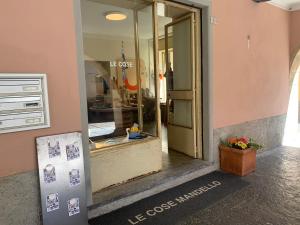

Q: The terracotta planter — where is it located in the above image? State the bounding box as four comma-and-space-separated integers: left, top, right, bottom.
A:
219, 145, 256, 176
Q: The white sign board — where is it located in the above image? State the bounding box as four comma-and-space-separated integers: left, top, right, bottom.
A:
36, 132, 88, 225
0, 73, 50, 134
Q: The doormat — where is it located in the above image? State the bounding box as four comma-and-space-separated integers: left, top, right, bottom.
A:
89, 171, 249, 225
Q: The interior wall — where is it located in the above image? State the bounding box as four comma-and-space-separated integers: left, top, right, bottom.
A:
212, 0, 290, 128
0, 0, 81, 177
290, 10, 300, 61
83, 34, 151, 90
83, 35, 136, 61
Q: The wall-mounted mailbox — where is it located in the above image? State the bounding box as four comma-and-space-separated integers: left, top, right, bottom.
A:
0, 74, 50, 134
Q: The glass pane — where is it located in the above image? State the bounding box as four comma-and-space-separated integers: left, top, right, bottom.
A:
138, 5, 157, 136
168, 99, 192, 128
166, 18, 192, 91
81, 0, 151, 142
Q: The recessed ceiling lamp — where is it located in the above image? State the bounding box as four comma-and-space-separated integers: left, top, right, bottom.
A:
105, 11, 127, 21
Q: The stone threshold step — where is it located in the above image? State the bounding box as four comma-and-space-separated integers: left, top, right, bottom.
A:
88, 161, 218, 219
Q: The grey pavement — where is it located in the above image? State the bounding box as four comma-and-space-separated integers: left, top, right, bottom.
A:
176, 146, 300, 225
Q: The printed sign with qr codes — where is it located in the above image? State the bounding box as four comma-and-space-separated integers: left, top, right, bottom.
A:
37, 132, 88, 225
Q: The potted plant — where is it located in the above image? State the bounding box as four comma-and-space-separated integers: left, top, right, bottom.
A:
219, 136, 262, 176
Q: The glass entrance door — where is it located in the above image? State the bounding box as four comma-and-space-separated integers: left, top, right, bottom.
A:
165, 13, 198, 158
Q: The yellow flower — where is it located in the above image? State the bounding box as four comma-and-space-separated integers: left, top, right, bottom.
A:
237, 141, 247, 149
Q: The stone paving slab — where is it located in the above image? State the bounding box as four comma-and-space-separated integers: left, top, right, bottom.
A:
176, 146, 300, 225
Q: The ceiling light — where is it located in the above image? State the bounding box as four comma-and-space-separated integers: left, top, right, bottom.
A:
105, 11, 127, 21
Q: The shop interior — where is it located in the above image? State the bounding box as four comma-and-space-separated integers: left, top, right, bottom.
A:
81, 0, 201, 196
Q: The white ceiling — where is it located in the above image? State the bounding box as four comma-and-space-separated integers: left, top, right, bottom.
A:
82, 0, 151, 39
269, 0, 300, 10
81, 0, 171, 39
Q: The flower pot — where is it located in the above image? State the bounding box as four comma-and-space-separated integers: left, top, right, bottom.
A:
219, 145, 256, 176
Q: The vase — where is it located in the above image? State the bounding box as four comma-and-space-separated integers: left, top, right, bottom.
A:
219, 145, 256, 176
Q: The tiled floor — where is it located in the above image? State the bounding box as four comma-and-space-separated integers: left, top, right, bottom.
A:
161, 125, 195, 170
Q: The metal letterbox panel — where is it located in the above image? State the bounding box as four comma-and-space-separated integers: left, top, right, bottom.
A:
0, 74, 50, 134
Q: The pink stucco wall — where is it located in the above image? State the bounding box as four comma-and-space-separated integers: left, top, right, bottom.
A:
0, 1, 81, 177
0, 0, 294, 177
290, 10, 300, 60
212, 0, 290, 128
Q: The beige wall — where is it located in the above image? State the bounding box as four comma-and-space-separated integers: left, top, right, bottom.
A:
290, 10, 300, 60
0, 0, 81, 177
212, 0, 290, 128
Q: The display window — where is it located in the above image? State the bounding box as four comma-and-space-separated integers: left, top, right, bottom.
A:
81, 0, 157, 148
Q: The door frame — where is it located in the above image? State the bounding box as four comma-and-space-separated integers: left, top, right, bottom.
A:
73, 0, 213, 206
157, 0, 213, 162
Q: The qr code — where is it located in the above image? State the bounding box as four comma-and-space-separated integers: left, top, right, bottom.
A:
69, 169, 80, 187
68, 198, 80, 216
43, 164, 56, 184
66, 143, 80, 161
48, 141, 61, 158
46, 193, 59, 212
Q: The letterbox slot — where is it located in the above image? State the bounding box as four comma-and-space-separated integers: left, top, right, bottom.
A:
25, 102, 40, 108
